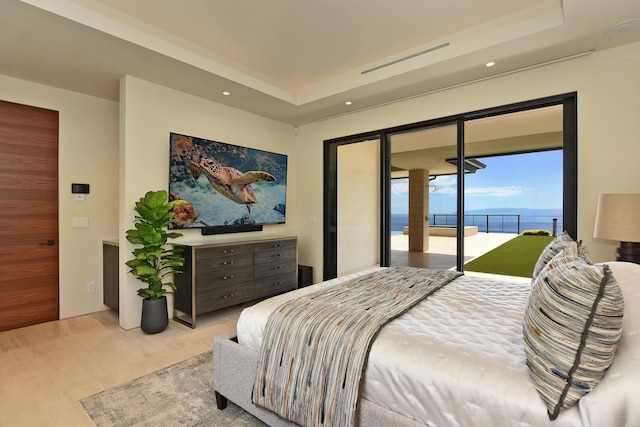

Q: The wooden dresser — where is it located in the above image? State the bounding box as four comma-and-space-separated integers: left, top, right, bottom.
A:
174, 236, 297, 327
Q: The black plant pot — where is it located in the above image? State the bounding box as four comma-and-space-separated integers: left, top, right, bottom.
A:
141, 296, 169, 334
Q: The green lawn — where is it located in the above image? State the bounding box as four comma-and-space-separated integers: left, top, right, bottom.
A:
464, 234, 554, 278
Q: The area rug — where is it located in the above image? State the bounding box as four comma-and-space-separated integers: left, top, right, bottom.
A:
80, 351, 266, 426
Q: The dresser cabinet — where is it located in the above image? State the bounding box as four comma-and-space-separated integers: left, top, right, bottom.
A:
174, 237, 297, 327
102, 240, 119, 312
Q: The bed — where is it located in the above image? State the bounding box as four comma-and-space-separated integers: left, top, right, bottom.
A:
213, 250, 639, 426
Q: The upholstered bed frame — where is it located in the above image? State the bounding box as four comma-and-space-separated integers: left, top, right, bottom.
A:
213, 252, 639, 426
213, 331, 424, 427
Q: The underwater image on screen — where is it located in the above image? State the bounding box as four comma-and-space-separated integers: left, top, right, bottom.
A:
168, 132, 287, 229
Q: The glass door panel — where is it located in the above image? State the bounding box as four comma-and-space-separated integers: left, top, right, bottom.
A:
389, 124, 458, 270
462, 105, 564, 278
336, 139, 380, 275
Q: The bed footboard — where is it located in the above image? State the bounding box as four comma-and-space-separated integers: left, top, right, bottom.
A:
212, 332, 425, 427
213, 331, 299, 426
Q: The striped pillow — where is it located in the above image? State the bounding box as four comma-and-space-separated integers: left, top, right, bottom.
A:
531, 231, 575, 281
523, 250, 624, 420
531, 232, 592, 281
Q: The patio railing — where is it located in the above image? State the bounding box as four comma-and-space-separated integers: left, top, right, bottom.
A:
431, 214, 522, 234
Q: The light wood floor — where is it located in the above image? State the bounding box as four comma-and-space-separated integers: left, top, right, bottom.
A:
0, 306, 244, 426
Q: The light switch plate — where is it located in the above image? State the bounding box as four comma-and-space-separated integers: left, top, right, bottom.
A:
72, 217, 89, 228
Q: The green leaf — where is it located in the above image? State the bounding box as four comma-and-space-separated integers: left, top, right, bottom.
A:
135, 203, 154, 221
145, 190, 167, 209
132, 264, 158, 277
168, 199, 187, 209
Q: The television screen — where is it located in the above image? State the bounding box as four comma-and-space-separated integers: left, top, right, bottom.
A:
168, 132, 287, 229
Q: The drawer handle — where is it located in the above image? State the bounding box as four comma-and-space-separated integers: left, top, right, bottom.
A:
222, 293, 235, 299
273, 254, 282, 258
223, 249, 235, 254
273, 266, 282, 270
273, 244, 281, 248
223, 261, 235, 265
273, 282, 282, 287
223, 275, 235, 280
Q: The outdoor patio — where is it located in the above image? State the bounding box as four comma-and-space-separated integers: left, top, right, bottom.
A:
390, 232, 532, 282
391, 232, 518, 257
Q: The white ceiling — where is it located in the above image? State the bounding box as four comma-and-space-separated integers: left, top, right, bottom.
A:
1, 0, 640, 125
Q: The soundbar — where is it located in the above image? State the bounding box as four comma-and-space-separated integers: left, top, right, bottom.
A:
201, 224, 263, 235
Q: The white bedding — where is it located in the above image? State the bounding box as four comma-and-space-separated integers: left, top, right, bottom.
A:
237, 262, 640, 427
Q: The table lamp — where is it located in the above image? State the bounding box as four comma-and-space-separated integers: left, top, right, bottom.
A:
593, 193, 640, 264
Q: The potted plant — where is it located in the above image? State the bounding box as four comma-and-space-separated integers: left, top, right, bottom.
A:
125, 190, 186, 334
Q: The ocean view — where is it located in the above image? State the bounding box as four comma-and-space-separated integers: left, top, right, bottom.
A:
391, 208, 563, 236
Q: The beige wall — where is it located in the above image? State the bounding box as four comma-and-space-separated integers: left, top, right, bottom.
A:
118, 76, 298, 329
0, 74, 119, 319
297, 41, 640, 278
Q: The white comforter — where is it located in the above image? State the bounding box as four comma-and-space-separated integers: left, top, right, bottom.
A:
237, 263, 640, 427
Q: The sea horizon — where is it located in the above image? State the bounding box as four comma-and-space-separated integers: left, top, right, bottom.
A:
391, 208, 563, 235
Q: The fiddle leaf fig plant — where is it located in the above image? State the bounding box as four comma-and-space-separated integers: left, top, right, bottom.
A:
125, 190, 187, 300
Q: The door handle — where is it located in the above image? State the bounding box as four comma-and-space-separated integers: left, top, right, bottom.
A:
42, 240, 56, 246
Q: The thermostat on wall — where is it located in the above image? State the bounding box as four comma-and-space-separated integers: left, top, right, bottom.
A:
71, 183, 90, 194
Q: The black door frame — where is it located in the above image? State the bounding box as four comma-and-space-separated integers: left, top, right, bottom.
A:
323, 93, 577, 280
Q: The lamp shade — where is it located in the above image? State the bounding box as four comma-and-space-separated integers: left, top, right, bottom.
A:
593, 193, 640, 242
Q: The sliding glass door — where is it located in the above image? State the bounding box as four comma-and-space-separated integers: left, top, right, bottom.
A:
323, 93, 576, 280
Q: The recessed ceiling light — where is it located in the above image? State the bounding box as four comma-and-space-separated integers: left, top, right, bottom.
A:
222, 91, 231, 96
486, 61, 496, 67
604, 18, 640, 38
345, 101, 352, 106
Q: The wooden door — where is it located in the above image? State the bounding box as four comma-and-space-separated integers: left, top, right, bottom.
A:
0, 100, 59, 332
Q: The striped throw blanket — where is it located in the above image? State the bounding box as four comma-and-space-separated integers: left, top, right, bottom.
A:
252, 267, 462, 427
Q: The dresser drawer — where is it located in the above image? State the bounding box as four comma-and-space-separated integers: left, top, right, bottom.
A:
196, 266, 253, 288
254, 239, 296, 255
254, 260, 296, 280
196, 280, 253, 314
196, 244, 253, 261
254, 272, 297, 300
254, 245, 296, 266
196, 245, 253, 274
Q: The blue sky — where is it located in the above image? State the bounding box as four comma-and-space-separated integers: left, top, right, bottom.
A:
391, 150, 563, 214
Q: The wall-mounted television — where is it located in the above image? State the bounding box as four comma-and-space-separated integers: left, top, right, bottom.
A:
168, 132, 287, 230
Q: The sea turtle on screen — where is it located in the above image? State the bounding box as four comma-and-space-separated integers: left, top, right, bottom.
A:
189, 157, 276, 213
